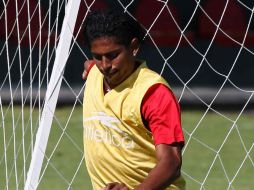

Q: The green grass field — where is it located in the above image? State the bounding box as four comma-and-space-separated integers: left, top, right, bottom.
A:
1, 106, 253, 190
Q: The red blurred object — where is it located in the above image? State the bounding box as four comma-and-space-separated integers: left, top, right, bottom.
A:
198, 0, 254, 46
134, 0, 194, 46
0, 0, 56, 47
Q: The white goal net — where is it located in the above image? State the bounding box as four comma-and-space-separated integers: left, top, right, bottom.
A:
0, 0, 253, 190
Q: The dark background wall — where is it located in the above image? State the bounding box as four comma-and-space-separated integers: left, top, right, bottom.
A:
1, 0, 254, 90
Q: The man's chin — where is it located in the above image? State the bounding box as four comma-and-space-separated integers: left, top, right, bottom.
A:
106, 78, 121, 88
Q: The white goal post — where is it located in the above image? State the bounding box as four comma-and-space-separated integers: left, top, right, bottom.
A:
24, 1, 81, 189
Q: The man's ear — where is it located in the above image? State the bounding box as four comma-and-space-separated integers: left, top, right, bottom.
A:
130, 38, 140, 56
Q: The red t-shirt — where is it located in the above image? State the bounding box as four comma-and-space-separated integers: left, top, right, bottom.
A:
141, 84, 185, 146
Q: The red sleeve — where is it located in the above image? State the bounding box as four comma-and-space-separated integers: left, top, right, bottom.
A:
141, 84, 185, 146
86, 61, 96, 75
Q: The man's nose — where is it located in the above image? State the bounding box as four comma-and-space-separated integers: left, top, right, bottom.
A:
101, 56, 111, 71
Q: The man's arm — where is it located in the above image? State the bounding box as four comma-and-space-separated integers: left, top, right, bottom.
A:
101, 143, 182, 190
82, 60, 95, 79
134, 143, 182, 190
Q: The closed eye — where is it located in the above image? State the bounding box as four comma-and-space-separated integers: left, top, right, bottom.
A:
92, 50, 121, 61
104, 51, 120, 60
92, 53, 102, 61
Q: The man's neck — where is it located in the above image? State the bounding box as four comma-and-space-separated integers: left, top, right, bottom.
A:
103, 79, 111, 94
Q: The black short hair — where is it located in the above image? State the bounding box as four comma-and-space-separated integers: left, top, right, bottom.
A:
83, 9, 145, 48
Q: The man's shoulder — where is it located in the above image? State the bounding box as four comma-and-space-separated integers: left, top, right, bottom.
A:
138, 66, 168, 86
86, 65, 102, 81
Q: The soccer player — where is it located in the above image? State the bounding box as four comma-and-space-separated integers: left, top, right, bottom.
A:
82, 9, 185, 190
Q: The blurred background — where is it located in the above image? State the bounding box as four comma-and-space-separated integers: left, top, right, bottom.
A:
1, 0, 254, 108
0, 1, 254, 190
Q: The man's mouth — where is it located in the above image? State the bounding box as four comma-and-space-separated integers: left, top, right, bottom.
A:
104, 70, 118, 78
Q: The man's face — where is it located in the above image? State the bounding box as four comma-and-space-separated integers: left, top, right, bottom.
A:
90, 36, 136, 88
